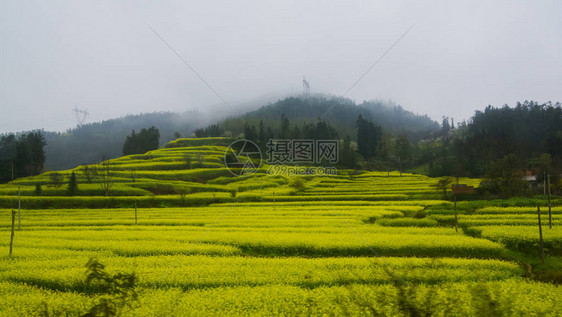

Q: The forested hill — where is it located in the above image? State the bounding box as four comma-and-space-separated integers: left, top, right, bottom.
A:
44, 96, 438, 171
443, 101, 562, 177
361, 100, 439, 133
219, 96, 439, 139
44, 111, 204, 170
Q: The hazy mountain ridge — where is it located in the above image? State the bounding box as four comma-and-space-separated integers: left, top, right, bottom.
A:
220, 95, 440, 138
33, 95, 438, 171
44, 111, 205, 170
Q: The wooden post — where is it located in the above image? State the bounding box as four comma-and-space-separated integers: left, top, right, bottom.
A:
547, 173, 552, 229
18, 186, 21, 231
9, 210, 15, 256
453, 194, 458, 233
538, 206, 545, 264
134, 202, 138, 225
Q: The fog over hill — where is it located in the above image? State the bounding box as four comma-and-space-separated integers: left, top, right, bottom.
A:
3, 1, 561, 135
38, 95, 433, 170
220, 95, 439, 139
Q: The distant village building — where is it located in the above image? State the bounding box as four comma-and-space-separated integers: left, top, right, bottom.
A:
522, 170, 538, 188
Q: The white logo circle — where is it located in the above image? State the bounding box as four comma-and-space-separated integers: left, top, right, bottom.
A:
224, 139, 263, 176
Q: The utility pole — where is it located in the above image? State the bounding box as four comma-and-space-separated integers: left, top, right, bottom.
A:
453, 194, 458, 233
9, 210, 15, 256
537, 206, 545, 264
18, 186, 21, 230
547, 174, 552, 229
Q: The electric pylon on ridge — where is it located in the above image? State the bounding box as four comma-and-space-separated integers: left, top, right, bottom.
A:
73, 105, 89, 127
303, 76, 310, 97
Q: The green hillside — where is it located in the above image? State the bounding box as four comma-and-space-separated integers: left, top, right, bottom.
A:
220, 96, 439, 139
43, 111, 207, 171
39, 96, 438, 172
0, 138, 560, 316
3, 136, 475, 209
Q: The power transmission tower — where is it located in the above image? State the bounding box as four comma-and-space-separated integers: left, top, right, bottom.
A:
73, 105, 89, 127
303, 76, 310, 98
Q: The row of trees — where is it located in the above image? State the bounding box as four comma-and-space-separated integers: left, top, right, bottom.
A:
10, 96, 438, 173
356, 114, 382, 158
243, 115, 340, 147
0, 132, 46, 183
197, 100, 561, 195
418, 102, 562, 178
415, 101, 562, 196
46, 162, 116, 196
218, 96, 440, 142
5, 99, 558, 198
197, 113, 416, 172
46, 171, 78, 195
455, 101, 562, 176
123, 126, 160, 155
194, 124, 224, 138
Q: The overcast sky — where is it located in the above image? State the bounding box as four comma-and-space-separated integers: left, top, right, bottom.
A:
1, 0, 561, 133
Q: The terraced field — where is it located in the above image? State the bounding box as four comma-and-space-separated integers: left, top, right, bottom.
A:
0, 138, 560, 316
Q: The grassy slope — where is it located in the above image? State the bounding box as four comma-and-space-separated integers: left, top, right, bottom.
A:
0, 137, 560, 316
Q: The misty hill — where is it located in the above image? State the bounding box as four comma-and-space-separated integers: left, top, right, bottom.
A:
44, 111, 205, 171
42, 95, 438, 171
220, 95, 440, 138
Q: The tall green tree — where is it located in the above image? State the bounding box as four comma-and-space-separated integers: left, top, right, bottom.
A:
0, 132, 46, 183
243, 123, 258, 142
67, 171, 78, 196
338, 136, 356, 168
258, 120, 265, 145
280, 114, 290, 139
194, 124, 223, 137
484, 154, 527, 197
0, 134, 16, 182
302, 120, 338, 140
441, 116, 451, 135
395, 134, 412, 174
356, 115, 382, 159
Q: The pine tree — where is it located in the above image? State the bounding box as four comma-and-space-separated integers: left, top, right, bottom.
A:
243, 123, 258, 142
356, 115, 381, 159
280, 114, 290, 139
395, 134, 412, 175
339, 136, 355, 168
258, 120, 265, 145
67, 171, 78, 196
35, 183, 42, 195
